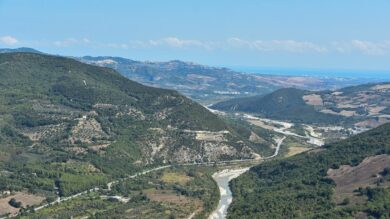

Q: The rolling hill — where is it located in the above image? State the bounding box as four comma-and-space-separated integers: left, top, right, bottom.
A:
0, 47, 43, 54
79, 56, 279, 103
211, 84, 390, 126
229, 122, 390, 219
0, 52, 271, 208
79, 56, 373, 104
1, 48, 383, 104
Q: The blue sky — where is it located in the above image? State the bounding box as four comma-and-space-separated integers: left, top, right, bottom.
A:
1, 0, 390, 71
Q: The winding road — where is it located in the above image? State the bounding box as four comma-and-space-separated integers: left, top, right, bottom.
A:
20, 161, 257, 217
7, 119, 288, 218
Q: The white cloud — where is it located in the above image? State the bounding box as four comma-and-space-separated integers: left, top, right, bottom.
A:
0, 36, 19, 45
147, 37, 212, 49
330, 40, 390, 55
13, 36, 390, 56
105, 43, 128, 49
131, 37, 325, 53
53, 38, 90, 47
227, 38, 327, 53
226, 38, 390, 55
350, 40, 390, 55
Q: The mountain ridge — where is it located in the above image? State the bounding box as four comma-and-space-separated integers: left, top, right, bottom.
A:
0, 52, 270, 204
0, 48, 382, 104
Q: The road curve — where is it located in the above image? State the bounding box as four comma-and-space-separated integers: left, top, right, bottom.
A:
4, 133, 286, 219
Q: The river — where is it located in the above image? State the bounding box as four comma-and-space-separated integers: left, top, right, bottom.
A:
208, 168, 250, 219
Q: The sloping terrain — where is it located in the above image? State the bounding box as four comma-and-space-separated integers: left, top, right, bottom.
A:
0, 52, 271, 215
212, 84, 390, 126
228, 122, 390, 219
327, 154, 390, 205
1, 48, 382, 104
0, 47, 43, 54
212, 88, 345, 124
79, 56, 372, 104
80, 56, 279, 103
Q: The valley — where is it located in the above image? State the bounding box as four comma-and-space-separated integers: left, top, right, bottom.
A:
0, 51, 389, 219
2, 1, 390, 218
0, 52, 275, 218
5, 106, 335, 218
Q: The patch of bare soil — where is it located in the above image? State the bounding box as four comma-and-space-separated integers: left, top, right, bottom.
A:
0, 192, 45, 216
371, 84, 390, 90
249, 131, 266, 144
70, 117, 108, 143
368, 106, 386, 115
320, 109, 357, 117
287, 147, 309, 157
354, 118, 390, 128
89, 143, 111, 152
303, 94, 323, 106
327, 154, 390, 204
195, 132, 226, 142
247, 119, 274, 130
307, 148, 326, 154
144, 189, 191, 205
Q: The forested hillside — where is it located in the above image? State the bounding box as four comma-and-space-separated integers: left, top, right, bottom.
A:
212, 84, 390, 127
229, 122, 390, 218
0, 52, 271, 209
212, 88, 344, 124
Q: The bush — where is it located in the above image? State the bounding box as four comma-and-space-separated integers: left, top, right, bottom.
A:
8, 198, 22, 208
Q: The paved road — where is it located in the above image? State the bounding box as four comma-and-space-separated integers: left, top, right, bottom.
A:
265, 136, 286, 159
6, 137, 283, 218
21, 160, 257, 216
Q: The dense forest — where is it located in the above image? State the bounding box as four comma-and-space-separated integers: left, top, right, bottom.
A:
229, 122, 390, 218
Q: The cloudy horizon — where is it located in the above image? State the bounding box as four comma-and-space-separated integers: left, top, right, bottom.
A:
1, 0, 390, 71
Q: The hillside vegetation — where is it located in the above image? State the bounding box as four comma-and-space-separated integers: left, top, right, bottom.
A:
229, 122, 390, 218
0, 52, 271, 212
212, 88, 345, 124
212, 84, 390, 126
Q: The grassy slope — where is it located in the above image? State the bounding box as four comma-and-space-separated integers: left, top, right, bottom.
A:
229, 123, 390, 219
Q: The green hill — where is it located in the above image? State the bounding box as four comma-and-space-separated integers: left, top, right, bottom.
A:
0, 52, 269, 201
212, 83, 390, 126
211, 88, 344, 124
229, 122, 390, 218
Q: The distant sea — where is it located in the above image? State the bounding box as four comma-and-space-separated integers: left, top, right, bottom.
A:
227, 66, 390, 81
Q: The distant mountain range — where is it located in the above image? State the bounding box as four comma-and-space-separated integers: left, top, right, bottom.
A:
1, 48, 383, 104
80, 56, 374, 104
1, 48, 389, 218
212, 83, 390, 127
